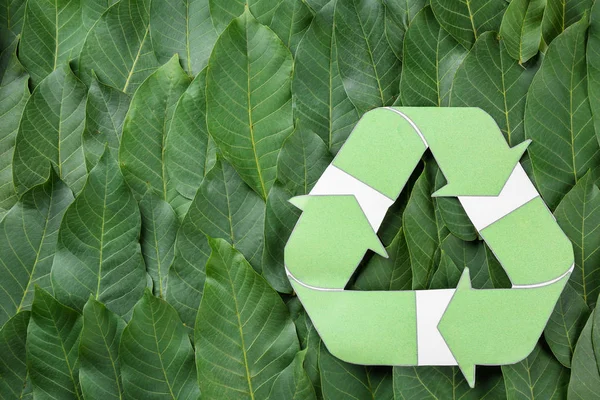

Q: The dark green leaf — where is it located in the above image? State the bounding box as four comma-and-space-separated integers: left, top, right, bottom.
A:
268, 350, 317, 400
209, 0, 283, 33
0, 0, 26, 51
499, 0, 545, 63
382, 0, 426, 60
0, 172, 73, 326
166, 159, 264, 327
440, 235, 495, 289
82, 76, 131, 169
150, 0, 217, 74
13, 63, 87, 196
430, 0, 507, 49
79, 297, 125, 400
27, 287, 82, 400
270, 0, 313, 55
430, 250, 463, 289
334, 0, 400, 112
293, 0, 358, 153
51, 149, 147, 316
400, 6, 467, 107
120, 290, 199, 400
542, 0, 592, 45
0, 311, 30, 399
525, 17, 600, 210
195, 238, 299, 399
588, 0, 600, 142
434, 166, 477, 241
165, 69, 217, 200
78, 0, 159, 94
81, 0, 118, 30
206, 8, 293, 200
567, 304, 600, 398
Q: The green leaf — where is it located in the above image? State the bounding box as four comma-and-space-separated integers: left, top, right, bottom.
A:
304, 0, 328, 12
588, 0, 600, 142
78, 0, 159, 94
206, 8, 293, 200
150, 0, 217, 74
262, 126, 331, 292
352, 228, 412, 291
82, 75, 131, 169
209, 0, 284, 33
554, 171, 600, 307
430, 250, 462, 289
81, 0, 118, 30
0, 172, 73, 326
79, 297, 125, 400
0, 43, 29, 216
13, 63, 87, 196
0, 0, 26, 51
382, 0, 426, 60
195, 238, 299, 399
403, 160, 449, 290
435, 168, 477, 241
525, 17, 600, 210
19, 0, 85, 85
119, 55, 191, 204
399, 6, 467, 107
166, 159, 264, 327
27, 287, 82, 400
51, 149, 147, 316
139, 190, 178, 298
393, 366, 505, 399
334, 0, 400, 112
502, 343, 570, 399
542, 0, 592, 45
268, 350, 317, 400
319, 344, 393, 400
451, 32, 541, 147
120, 289, 199, 400
499, 0, 545, 63
430, 0, 507, 49
544, 283, 591, 367
0, 311, 30, 399
164, 68, 217, 200
0, 36, 26, 84
270, 0, 313, 55
439, 235, 495, 289
567, 304, 600, 398
293, 0, 359, 153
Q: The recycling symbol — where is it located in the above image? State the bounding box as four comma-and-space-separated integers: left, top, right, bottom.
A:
284, 107, 574, 387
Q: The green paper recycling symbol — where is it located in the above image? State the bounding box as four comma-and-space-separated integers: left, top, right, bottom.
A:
284, 107, 574, 388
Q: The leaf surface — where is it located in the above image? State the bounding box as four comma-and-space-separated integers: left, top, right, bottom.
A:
0, 311, 30, 399
567, 304, 600, 398
542, 0, 592, 45
268, 350, 317, 400
499, 0, 545, 63
382, 0, 426, 59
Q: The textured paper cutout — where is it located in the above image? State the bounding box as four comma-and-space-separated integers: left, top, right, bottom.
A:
284, 107, 574, 388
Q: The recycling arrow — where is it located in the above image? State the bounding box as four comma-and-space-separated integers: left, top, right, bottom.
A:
284, 107, 574, 388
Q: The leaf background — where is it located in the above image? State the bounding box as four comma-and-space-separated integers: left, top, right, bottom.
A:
0, 0, 599, 398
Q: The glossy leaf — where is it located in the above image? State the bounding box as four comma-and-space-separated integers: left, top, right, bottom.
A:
268, 350, 317, 400
0, 172, 73, 326
166, 159, 264, 327
27, 287, 82, 400
79, 297, 126, 400
544, 283, 590, 367
525, 17, 600, 210
195, 238, 299, 399
120, 55, 191, 205
400, 6, 467, 107
293, 0, 359, 153
19, 0, 85, 85
334, 0, 400, 112
206, 9, 293, 199
13, 63, 87, 196
270, 0, 313, 55
499, 0, 545, 63
51, 149, 147, 316
78, 0, 159, 93
542, 0, 592, 45
120, 290, 199, 400
150, 0, 217, 74
430, 0, 507, 49
165, 68, 217, 200
82, 76, 131, 169
0, 311, 30, 399
382, 0, 426, 60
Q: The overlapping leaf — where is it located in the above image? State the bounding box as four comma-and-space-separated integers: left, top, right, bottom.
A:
0, 311, 30, 399
499, 0, 544, 63
567, 302, 600, 398
209, 0, 283, 32
195, 238, 299, 399
166, 159, 264, 327
13, 63, 87, 196
382, 0, 426, 60
51, 149, 147, 316
400, 6, 467, 107
206, 8, 293, 199
334, 0, 400, 112
270, 0, 313, 55
268, 350, 317, 400
0, 172, 73, 326
525, 17, 600, 210
0, 0, 26, 51
542, 0, 592, 45
293, 0, 358, 153
588, 0, 600, 143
